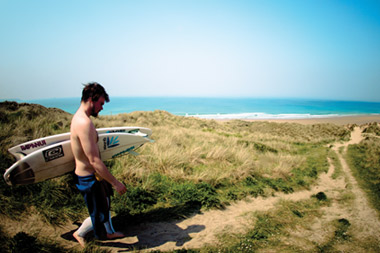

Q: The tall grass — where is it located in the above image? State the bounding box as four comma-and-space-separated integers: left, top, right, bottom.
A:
0, 102, 81, 225
0, 102, 353, 251
362, 122, 380, 136
98, 111, 349, 220
0, 102, 351, 217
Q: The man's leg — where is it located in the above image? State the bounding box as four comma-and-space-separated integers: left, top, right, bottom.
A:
73, 213, 124, 245
73, 217, 92, 247
104, 197, 125, 239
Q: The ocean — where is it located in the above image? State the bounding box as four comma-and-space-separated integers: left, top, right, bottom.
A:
13, 97, 380, 120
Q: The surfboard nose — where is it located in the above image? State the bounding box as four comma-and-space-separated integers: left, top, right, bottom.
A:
4, 162, 35, 186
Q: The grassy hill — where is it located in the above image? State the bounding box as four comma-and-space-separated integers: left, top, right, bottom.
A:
1, 101, 379, 252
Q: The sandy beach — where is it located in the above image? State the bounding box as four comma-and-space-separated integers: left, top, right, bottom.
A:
244, 114, 380, 125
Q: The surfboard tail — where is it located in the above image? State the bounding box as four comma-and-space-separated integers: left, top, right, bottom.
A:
4, 161, 35, 186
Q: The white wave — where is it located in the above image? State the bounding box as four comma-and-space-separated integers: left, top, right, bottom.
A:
185, 112, 344, 120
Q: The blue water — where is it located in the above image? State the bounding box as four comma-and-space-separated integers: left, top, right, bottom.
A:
13, 97, 380, 120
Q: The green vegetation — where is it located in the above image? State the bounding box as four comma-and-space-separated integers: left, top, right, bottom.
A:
7, 231, 71, 253
0, 227, 109, 253
347, 129, 380, 212
362, 122, 380, 136
0, 102, 81, 224
0, 101, 366, 252
329, 149, 343, 179
205, 196, 329, 252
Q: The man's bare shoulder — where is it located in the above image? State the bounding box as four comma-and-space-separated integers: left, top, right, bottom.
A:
71, 111, 93, 135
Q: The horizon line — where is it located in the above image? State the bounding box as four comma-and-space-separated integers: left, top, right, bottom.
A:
2, 96, 380, 104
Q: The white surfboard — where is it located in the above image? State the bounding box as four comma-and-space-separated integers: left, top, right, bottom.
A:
8, 126, 152, 160
4, 132, 152, 186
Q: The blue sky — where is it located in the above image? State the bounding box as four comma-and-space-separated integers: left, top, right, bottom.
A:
1, 0, 380, 101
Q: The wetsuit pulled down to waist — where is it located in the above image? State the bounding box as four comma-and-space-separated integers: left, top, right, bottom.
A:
76, 174, 112, 239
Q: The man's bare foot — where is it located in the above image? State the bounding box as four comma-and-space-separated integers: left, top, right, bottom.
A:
73, 231, 86, 247
106, 231, 125, 239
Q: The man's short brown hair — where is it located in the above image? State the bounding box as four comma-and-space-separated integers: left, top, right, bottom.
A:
81, 82, 110, 103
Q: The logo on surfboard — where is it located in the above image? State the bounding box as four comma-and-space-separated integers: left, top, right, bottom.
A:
21, 140, 47, 151
43, 145, 64, 162
103, 136, 120, 150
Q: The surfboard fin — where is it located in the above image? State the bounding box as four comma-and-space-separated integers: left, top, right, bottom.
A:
127, 150, 139, 156
14, 152, 27, 160
145, 138, 155, 143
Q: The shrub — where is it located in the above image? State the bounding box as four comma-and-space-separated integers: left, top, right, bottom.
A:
362, 123, 380, 136
168, 182, 220, 209
113, 186, 157, 216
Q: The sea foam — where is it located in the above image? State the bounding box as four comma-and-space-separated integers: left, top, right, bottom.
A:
186, 112, 342, 120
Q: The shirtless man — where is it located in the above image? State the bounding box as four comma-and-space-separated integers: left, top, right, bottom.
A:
70, 82, 127, 246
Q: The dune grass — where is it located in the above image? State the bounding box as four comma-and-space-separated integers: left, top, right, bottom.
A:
346, 126, 380, 213
0, 101, 356, 252
0, 102, 78, 224
100, 110, 347, 222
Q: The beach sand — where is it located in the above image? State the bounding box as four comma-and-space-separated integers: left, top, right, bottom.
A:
243, 115, 380, 125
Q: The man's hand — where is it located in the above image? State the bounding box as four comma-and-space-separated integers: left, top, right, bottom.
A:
114, 181, 127, 195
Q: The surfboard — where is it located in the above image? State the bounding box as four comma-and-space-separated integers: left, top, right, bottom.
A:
4, 132, 152, 186
8, 126, 152, 160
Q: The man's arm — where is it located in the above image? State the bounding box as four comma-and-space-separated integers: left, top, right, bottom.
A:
79, 120, 126, 195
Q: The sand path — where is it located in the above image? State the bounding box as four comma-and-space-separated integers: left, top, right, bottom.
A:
3, 127, 380, 251
328, 128, 380, 240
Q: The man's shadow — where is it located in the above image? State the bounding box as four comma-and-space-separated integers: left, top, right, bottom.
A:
62, 222, 205, 251
100, 222, 205, 251
62, 204, 206, 251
